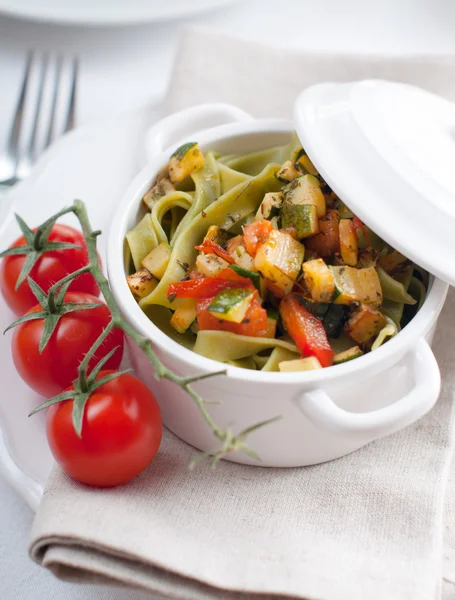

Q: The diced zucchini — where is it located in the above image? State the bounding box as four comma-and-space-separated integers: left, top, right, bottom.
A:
330, 265, 382, 309
230, 265, 261, 291
302, 259, 335, 303
296, 153, 319, 176
276, 161, 300, 182
254, 192, 283, 221
196, 253, 229, 277
203, 225, 228, 247
168, 142, 205, 183
279, 356, 322, 372
284, 174, 326, 218
280, 201, 319, 240
170, 299, 197, 333
126, 268, 158, 300
254, 230, 305, 296
207, 288, 255, 323
141, 242, 172, 280
339, 219, 358, 266
333, 346, 363, 364
143, 176, 175, 209
345, 306, 386, 344
233, 245, 256, 272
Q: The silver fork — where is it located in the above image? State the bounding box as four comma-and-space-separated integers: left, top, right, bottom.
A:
0, 51, 78, 187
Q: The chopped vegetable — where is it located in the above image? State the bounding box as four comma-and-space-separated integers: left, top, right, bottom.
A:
339, 219, 358, 266
333, 346, 363, 364
378, 249, 409, 274
195, 239, 235, 264
279, 356, 322, 372
141, 242, 172, 280
170, 299, 197, 333
203, 225, 228, 247
233, 245, 256, 271
280, 294, 333, 367
243, 220, 273, 256
254, 230, 305, 296
167, 268, 254, 300
284, 174, 326, 218
330, 265, 382, 308
276, 160, 300, 182
127, 268, 158, 300
296, 153, 319, 176
230, 264, 261, 291
143, 176, 175, 209
301, 258, 335, 302
254, 192, 284, 221
226, 235, 245, 255
280, 201, 319, 239
345, 305, 386, 344
197, 292, 267, 337
168, 142, 205, 183
208, 288, 255, 323
195, 253, 229, 277
305, 209, 340, 257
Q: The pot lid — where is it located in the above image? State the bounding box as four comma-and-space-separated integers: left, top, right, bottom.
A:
294, 79, 455, 286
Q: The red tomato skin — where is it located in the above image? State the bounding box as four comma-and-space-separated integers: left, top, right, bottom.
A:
12, 292, 124, 397
46, 371, 162, 487
167, 268, 254, 300
0, 224, 100, 316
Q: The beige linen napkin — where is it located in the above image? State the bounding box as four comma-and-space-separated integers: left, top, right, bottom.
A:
30, 30, 455, 600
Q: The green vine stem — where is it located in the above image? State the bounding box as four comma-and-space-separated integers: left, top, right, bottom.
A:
29, 199, 279, 464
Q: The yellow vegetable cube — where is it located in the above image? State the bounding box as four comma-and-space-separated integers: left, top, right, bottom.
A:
126, 268, 158, 300
302, 258, 336, 302
339, 219, 358, 266
141, 242, 171, 280
284, 174, 326, 218
254, 230, 305, 295
168, 142, 205, 183
170, 299, 197, 333
276, 161, 300, 182
196, 253, 229, 277
279, 356, 322, 372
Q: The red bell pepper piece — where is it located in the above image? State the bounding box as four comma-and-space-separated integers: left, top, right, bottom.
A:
279, 294, 334, 367
243, 220, 273, 256
194, 240, 235, 264
167, 268, 254, 300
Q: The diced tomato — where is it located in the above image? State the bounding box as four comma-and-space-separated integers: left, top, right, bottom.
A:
226, 235, 245, 255
167, 268, 254, 300
197, 290, 267, 337
279, 294, 333, 367
352, 216, 371, 247
195, 240, 235, 264
243, 220, 273, 256
305, 209, 340, 258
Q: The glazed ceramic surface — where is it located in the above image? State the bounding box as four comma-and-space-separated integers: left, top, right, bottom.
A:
107, 102, 449, 467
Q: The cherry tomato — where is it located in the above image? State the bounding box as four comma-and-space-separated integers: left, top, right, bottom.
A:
0, 224, 100, 316
12, 292, 124, 397
47, 371, 162, 487
280, 294, 333, 367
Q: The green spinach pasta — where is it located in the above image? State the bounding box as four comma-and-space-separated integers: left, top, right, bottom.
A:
125, 135, 427, 372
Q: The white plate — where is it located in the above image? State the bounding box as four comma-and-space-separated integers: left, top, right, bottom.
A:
0, 105, 157, 511
0, 0, 240, 25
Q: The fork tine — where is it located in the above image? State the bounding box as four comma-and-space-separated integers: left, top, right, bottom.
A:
7, 51, 33, 165
44, 55, 62, 149
26, 53, 48, 163
63, 58, 78, 133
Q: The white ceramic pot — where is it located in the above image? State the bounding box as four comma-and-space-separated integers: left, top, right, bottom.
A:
107, 102, 449, 467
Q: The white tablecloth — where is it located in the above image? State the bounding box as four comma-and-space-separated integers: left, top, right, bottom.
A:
2, 0, 455, 598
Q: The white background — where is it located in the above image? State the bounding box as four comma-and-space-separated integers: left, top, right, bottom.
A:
2, 0, 455, 598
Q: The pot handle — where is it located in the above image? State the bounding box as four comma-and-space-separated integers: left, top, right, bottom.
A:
145, 103, 253, 162
294, 338, 440, 440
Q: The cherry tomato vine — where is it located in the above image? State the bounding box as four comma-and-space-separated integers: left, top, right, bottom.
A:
3, 200, 278, 467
